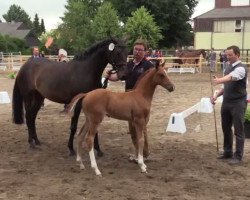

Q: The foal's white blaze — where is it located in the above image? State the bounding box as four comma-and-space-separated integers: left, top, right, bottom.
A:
164, 69, 168, 76
89, 148, 101, 176
138, 154, 147, 173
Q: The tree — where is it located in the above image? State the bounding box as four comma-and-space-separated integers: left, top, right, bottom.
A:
2, 4, 32, 28
124, 6, 162, 49
40, 19, 46, 34
91, 2, 122, 42
105, 0, 198, 48
58, 0, 102, 51
0, 34, 26, 52
33, 14, 40, 36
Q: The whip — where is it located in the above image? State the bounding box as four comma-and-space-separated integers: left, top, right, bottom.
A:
209, 71, 219, 152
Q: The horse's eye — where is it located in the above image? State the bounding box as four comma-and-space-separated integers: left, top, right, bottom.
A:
160, 74, 165, 78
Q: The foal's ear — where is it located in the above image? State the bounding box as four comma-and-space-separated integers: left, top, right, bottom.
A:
155, 59, 160, 69
155, 60, 166, 69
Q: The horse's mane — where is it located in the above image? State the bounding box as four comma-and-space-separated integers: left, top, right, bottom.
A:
73, 38, 120, 61
133, 68, 153, 89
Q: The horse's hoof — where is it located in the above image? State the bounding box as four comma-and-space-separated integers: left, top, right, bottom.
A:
97, 150, 104, 157
69, 150, 76, 156
29, 143, 36, 149
35, 140, 41, 146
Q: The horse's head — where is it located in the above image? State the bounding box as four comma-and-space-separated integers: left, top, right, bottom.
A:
107, 38, 128, 80
153, 60, 175, 92
200, 49, 206, 59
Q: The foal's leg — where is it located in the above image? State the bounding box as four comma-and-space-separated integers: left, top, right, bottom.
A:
143, 128, 150, 158
24, 93, 44, 148
76, 121, 89, 170
129, 121, 150, 158
128, 121, 138, 154
135, 121, 147, 173
69, 102, 103, 156
85, 124, 101, 176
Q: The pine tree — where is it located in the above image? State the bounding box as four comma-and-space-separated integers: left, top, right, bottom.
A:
40, 19, 46, 33
33, 13, 40, 36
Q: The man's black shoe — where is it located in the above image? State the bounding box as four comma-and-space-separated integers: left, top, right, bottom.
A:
229, 157, 242, 165
217, 154, 233, 159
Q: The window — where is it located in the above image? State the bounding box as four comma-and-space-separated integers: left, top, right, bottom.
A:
235, 20, 242, 32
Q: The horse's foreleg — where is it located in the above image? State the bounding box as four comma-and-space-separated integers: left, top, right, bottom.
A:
94, 133, 103, 157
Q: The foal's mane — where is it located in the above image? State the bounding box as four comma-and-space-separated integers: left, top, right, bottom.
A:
73, 38, 119, 61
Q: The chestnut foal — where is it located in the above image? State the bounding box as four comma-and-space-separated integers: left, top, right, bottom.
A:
67, 62, 175, 176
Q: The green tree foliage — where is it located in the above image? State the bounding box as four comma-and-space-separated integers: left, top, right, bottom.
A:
105, 0, 198, 48
57, 0, 102, 51
0, 34, 7, 51
32, 14, 46, 36
33, 14, 40, 36
2, 4, 32, 28
0, 34, 26, 52
124, 6, 162, 49
91, 2, 122, 41
40, 19, 46, 33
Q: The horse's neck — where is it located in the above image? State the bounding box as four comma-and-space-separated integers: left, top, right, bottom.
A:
75, 48, 109, 77
134, 71, 156, 101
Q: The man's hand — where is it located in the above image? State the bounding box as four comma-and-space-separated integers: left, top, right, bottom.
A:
210, 96, 217, 105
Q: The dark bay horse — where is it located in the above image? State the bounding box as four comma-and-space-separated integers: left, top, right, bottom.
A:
12, 38, 128, 155
66, 61, 175, 176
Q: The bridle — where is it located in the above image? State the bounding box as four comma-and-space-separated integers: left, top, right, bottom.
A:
102, 43, 127, 89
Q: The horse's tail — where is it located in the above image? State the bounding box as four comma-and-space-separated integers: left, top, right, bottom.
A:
66, 93, 88, 117
12, 80, 24, 124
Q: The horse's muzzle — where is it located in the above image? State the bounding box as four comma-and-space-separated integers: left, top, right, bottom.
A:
168, 84, 175, 92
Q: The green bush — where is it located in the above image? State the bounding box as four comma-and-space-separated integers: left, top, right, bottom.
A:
7, 72, 17, 79
245, 105, 250, 123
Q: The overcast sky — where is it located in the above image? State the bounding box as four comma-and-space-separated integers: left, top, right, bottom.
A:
0, 0, 215, 31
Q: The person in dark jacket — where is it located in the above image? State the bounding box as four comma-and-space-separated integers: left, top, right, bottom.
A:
211, 45, 248, 165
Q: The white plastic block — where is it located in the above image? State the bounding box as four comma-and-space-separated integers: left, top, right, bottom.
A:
0, 91, 11, 104
166, 113, 186, 134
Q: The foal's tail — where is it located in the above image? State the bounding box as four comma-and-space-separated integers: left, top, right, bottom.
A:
66, 93, 88, 116
12, 80, 24, 124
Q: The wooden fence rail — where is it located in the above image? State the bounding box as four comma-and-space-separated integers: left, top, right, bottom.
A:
1, 54, 250, 73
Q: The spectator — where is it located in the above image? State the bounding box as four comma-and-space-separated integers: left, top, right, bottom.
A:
58, 49, 69, 63
209, 48, 216, 72
31, 46, 41, 59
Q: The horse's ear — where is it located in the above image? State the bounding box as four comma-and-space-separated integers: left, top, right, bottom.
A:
122, 35, 130, 44
160, 60, 166, 68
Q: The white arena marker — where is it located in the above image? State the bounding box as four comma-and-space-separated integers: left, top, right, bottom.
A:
166, 97, 213, 134
0, 91, 11, 104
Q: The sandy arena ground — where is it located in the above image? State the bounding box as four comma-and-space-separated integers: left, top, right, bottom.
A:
1, 69, 250, 200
